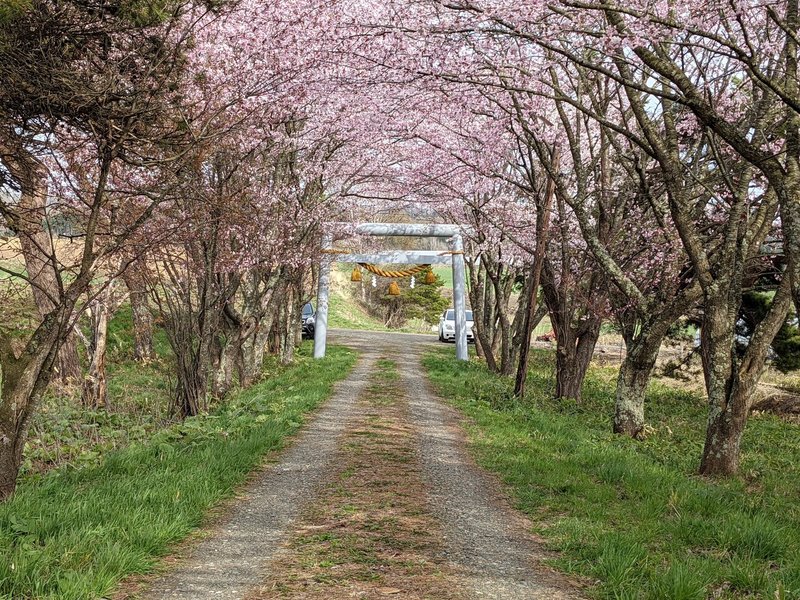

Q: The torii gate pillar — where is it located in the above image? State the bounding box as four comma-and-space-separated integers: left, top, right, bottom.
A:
313, 234, 333, 359
313, 223, 469, 361
450, 233, 468, 361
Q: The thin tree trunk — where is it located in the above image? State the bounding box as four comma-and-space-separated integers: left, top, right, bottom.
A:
487, 267, 514, 376
81, 300, 110, 408
469, 259, 499, 372
175, 363, 204, 418
782, 0, 800, 319
514, 154, 556, 397
468, 259, 493, 368
279, 294, 297, 366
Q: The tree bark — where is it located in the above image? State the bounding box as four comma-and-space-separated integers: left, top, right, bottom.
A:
467, 252, 528, 375
612, 287, 701, 439
553, 319, 601, 401
514, 153, 556, 397
242, 321, 272, 384
613, 339, 661, 438
468, 258, 499, 372
81, 299, 110, 408
698, 277, 791, 475
0, 308, 65, 500
232, 270, 283, 385
770, 0, 800, 319
540, 251, 603, 403
175, 356, 204, 418
699, 381, 753, 476
280, 300, 297, 365
212, 336, 238, 398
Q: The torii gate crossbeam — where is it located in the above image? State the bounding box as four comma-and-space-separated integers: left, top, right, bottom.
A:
313, 223, 469, 361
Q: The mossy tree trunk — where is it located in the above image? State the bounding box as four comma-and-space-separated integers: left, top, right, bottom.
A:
698, 277, 791, 475
613, 339, 660, 438
81, 300, 110, 409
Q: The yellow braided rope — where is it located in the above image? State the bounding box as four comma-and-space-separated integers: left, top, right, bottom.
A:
359, 263, 431, 278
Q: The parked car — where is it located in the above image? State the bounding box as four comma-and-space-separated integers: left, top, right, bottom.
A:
301, 302, 315, 339
438, 308, 475, 343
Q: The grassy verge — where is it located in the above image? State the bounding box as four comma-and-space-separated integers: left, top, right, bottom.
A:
328, 288, 391, 331
0, 345, 357, 600
422, 349, 800, 600
22, 306, 175, 481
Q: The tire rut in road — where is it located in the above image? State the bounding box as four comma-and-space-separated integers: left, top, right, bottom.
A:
140, 354, 376, 600
397, 352, 586, 600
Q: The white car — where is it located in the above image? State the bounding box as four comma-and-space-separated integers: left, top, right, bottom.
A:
438, 308, 475, 343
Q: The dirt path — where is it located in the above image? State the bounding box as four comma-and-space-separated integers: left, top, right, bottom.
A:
397, 352, 581, 599
249, 356, 466, 599
327, 330, 584, 599
141, 354, 377, 600
139, 330, 584, 599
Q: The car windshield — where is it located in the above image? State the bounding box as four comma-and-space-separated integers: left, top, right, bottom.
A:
302, 303, 314, 316
445, 310, 474, 321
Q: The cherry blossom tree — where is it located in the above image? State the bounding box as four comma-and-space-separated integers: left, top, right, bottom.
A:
0, 0, 209, 499
341, 0, 793, 469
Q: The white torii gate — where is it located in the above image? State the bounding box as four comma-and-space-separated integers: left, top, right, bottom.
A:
313, 223, 469, 361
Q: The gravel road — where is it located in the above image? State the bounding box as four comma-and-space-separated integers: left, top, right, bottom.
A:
142, 352, 377, 600
333, 329, 584, 599
140, 329, 584, 599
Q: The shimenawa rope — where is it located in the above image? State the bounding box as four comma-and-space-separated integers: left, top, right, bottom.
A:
358, 263, 431, 278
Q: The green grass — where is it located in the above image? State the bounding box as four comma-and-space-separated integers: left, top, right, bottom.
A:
422, 349, 800, 599
0, 344, 357, 600
328, 288, 391, 331
21, 306, 175, 481
327, 286, 436, 335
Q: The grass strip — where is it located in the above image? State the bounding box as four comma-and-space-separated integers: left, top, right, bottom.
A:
0, 345, 357, 600
422, 349, 800, 600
